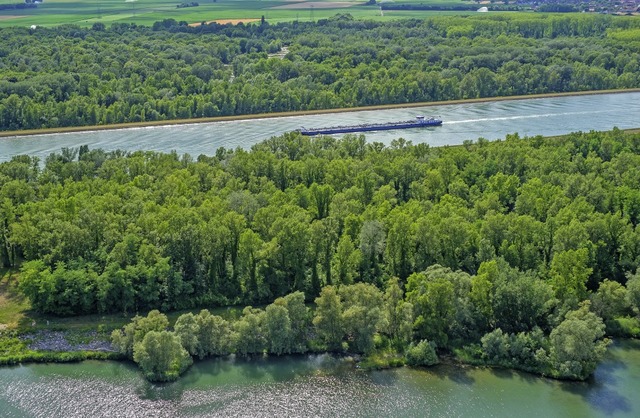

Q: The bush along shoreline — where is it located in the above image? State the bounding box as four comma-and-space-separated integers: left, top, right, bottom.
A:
111, 280, 613, 383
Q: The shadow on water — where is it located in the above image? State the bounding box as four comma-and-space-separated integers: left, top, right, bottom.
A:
367, 368, 401, 387
203, 353, 321, 382
181, 356, 235, 384
233, 352, 351, 382
431, 363, 476, 385
186, 353, 350, 385
486, 366, 558, 387
487, 366, 520, 381
236, 355, 271, 380
133, 352, 347, 402
558, 378, 631, 416
135, 377, 185, 401
133, 357, 236, 401
555, 342, 633, 416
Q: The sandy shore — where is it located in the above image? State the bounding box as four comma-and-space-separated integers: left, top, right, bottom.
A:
2, 88, 639, 138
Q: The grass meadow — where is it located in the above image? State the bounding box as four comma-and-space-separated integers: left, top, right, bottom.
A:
0, 0, 478, 28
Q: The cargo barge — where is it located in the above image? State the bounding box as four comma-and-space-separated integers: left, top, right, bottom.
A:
299, 116, 442, 136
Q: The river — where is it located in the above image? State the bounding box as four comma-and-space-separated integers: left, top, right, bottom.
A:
0, 339, 638, 417
0, 92, 639, 163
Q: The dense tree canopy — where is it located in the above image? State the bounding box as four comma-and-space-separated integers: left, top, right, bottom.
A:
1, 14, 640, 131
8, 128, 640, 319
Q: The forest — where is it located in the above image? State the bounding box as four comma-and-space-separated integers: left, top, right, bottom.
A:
1, 13, 640, 131
3, 127, 640, 380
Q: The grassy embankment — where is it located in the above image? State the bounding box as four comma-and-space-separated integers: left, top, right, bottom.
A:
0, 0, 477, 29
2, 88, 640, 139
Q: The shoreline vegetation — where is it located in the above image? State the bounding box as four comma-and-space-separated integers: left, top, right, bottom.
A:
2, 89, 640, 139
3, 127, 640, 382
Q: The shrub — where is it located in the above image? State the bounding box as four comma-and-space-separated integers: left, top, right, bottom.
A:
406, 340, 439, 367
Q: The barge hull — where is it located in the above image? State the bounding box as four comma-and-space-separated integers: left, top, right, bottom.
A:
299, 116, 442, 136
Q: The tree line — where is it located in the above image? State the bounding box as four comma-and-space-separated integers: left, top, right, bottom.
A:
1, 13, 640, 131
112, 268, 629, 382
380, 4, 523, 11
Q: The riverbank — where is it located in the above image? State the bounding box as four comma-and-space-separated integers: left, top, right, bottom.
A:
2, 88, 640, 139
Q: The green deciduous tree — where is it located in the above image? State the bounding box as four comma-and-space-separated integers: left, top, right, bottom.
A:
470, 261, 496, 331
493, 269, 556, 334
133, 330, 193, 382
549, 301, 609, 380
340, 283, 385, 354
313, 286, 344, 351
331, 234, 361, 285
627, 270, 640, 316
359, 220, 386, 285
550, 248, 592, 302
590, 279, 630, 321
174, 312, 200, 356
234, 307, 267, 356
385, 211, 415, 281
383, 277, 413, 345
406, 340, 439, 367
111, 310, 170, 358
282, 291, 310, 353
407, 268, 456, 348
265, 302, 293, 355
195, 309, 233, 359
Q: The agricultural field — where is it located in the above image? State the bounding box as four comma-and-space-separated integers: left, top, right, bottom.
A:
0, 0, 480, 28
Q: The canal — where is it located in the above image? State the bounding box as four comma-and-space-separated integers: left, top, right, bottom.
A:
0, 92, 638, 163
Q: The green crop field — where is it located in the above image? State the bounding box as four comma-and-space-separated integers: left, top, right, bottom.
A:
0, 0, 480, 28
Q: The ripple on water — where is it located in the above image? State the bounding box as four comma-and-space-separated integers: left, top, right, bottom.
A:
2, 335, 640, 417
3, 375, 176, 418
1, 364, 433, 418
2, 92, 639, 164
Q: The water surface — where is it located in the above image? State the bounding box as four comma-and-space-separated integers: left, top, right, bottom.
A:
1, 340, 638, 417
1, 92, 638, 163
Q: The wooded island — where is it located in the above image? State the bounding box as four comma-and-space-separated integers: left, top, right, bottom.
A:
2, 127, 639, 381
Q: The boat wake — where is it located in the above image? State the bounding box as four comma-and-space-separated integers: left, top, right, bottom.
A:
447, 110, 610, 125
